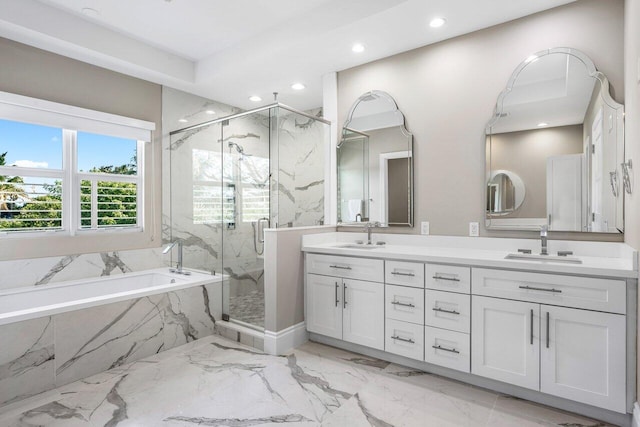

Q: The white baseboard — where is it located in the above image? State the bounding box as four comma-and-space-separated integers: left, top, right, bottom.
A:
633, 402, 640, 427
264, 322, 308, 355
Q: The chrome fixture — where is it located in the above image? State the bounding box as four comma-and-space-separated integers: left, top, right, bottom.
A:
251, 217, 269, 255
540, 225, 548, 255
228, 141, 245, 155
163, 240, 190, 275
365, 221, 381, 245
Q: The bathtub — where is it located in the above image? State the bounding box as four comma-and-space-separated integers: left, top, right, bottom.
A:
0, 268, 223, 326
0, 268, 224, 406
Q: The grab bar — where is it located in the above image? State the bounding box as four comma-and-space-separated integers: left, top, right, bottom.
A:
257, 217, 270, 243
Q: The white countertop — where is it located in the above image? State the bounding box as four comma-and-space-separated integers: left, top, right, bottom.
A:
301, 233, 638, 279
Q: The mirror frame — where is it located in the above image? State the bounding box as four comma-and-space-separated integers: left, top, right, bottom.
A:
485, 47, 625, 231
340, 90, 414, 227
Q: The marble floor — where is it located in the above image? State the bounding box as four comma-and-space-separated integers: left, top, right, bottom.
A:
229, 289, 265, 328
0, 334, 613, 427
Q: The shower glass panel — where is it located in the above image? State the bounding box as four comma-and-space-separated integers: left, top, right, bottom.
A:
170, 104, 329, 332
169, 121, 223, 275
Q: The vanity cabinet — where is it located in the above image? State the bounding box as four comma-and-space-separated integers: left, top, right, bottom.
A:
471, 269, 627, 413
306, 254, 384, 350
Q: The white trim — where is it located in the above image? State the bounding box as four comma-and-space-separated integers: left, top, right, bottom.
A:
633, 402, 640, 427
264, 322, 309, 356
0, 90, 155, 141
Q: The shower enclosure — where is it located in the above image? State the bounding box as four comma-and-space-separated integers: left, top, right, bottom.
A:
169, 104, 329, 330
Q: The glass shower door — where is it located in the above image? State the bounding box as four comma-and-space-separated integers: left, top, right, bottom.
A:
221, 109, 272, 330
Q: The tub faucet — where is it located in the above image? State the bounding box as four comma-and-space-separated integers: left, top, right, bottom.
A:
163, 240, 190, 275
540, 225, 548, 256
365, 221, 381, 245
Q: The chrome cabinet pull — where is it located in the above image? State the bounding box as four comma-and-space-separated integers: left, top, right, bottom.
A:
432, 275, 460, 282
530, 309, 533, 345
391, 271, 415, 277
432, 345, 460, 354
519, 285, 562, 293
546, 311, 550, 348
391, 335, 415, 344
330, 265, 352, 270
335, 282, 339, 307
391, 301, 415, 308
343, 284, 347, 309
432, 307, 460, 315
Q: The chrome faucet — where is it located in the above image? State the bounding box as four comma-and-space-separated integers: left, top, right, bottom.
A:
163, 240, 190, 275
540, 225, 549, 256
365, 221, 381, 245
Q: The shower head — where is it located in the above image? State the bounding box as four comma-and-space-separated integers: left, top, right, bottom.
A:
228, 141, 244, 155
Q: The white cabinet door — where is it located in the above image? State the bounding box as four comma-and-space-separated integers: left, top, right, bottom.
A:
343, 279, 384, 350
306, 274, 342, 339
541, 305, 626, 413
472, 296, 540, 391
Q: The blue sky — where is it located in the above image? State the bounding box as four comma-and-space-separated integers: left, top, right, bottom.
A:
0, 119, 136, 171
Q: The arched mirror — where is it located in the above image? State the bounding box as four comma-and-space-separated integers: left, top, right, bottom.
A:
338, 90, 413, 226
485, 47, 624, 232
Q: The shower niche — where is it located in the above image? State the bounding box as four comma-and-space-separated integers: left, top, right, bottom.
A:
169, 96, 329, 331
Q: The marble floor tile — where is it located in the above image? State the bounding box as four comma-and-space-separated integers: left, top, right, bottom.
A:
0, 335, 616, 427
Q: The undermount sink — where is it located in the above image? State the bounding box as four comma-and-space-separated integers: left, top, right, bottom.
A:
333, 244, 381, 250
505, 253, 582, 264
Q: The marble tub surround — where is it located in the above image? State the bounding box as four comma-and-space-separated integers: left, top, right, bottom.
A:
0, 283, 221, 406
302, 232, 638, 278
0, 334, 614, 427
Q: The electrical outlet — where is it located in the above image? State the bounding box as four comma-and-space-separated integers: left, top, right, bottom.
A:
469, 222, 479, 237
421, 221, 430, 235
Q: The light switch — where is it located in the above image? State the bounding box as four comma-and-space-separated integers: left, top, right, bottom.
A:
421, 221, 430, 235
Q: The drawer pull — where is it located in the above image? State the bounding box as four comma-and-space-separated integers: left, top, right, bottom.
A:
432, 275, 460, 282
519, 285, 562, 293
391, 301, 416, 308
391, 271, 416, 277
330, 265, 352, 270
391, 335, 415, 344
432, 345, 460, 354
432, 307, 460, 315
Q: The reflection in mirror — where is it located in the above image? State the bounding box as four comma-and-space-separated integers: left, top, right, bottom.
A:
487, 170, 525, 215
338, 91, 413, 226
486, 48, 624, 233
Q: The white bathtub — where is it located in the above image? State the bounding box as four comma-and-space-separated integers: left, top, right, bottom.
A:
0, 268, 223, 326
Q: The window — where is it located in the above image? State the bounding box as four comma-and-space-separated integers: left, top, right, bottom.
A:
240, 156, 269, 222
0, 91, 154, 237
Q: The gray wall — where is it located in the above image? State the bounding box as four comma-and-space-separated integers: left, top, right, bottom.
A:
0, 37, 163, 258
337, 0, 624, 239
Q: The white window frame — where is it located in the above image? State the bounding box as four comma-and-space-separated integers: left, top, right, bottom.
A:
0, 91, 154, 238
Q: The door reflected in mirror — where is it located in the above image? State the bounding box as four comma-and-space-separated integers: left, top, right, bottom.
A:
485, 48, 624, 233
338, 91, 413, 226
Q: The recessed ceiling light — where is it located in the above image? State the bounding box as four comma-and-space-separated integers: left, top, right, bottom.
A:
291, 83, 306, 91
429, 17, 446, 28
249, 96, 262, 102
205, 110, 215, 115
81, 7, 100, 18
178, 118, 188, 123
352, 43, 365, 53
537, 122, 548, 127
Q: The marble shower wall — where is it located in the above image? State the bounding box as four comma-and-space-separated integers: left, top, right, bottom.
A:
0, 283, 220, 406
274, 107, 328, 228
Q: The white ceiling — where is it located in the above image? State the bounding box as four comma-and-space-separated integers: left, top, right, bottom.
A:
0, 0, 576, 111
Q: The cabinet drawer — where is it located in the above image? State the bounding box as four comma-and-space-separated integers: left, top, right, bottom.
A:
426, 264, 471, 294
472, 268, 626, 314
385, 261, 425, 288
385, 285, 424, 325
424, 326, 470, 373
306, 253, 384, 283
385, 319, 424, 361
425, 290, 470, 333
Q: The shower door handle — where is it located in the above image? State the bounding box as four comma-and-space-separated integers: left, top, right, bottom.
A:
257, 218, 270, 243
